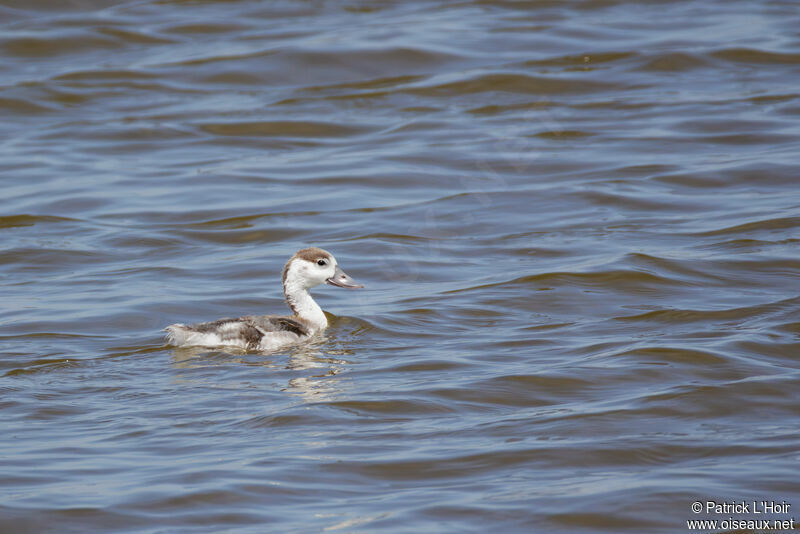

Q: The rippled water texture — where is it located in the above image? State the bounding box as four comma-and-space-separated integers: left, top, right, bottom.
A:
2, 0, 799, 532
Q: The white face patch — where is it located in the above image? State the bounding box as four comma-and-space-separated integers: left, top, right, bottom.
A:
297, 255, 337, 287
283, 250, 338, 291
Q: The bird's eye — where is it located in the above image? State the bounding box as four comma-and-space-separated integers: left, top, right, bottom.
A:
317, 259, 327, 266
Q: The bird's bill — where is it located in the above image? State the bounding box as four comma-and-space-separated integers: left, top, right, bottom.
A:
326, 266, 364, 289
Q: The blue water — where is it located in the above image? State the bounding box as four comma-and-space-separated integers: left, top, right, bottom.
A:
1, 0, 799, 532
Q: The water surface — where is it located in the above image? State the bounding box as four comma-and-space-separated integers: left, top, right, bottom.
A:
1, 0, 799, 532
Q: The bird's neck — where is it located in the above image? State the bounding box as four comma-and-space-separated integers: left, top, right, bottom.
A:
284, 279, 327, 331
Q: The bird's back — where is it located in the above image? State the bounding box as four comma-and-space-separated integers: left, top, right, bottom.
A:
165, 314, 312, 351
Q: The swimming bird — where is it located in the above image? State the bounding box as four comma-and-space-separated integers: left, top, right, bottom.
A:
165, 247, 363, 351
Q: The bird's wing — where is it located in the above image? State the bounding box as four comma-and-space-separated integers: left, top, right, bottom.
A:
242, 315, 311, 338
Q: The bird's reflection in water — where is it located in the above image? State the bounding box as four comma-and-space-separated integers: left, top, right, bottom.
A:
168, 333, 354, 402
282, 335, 353, 402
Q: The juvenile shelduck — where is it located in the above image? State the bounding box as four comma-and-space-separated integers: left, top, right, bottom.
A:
165, 247, 363, 351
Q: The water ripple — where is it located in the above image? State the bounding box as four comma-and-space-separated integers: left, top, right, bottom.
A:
2, 0, 800, 532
